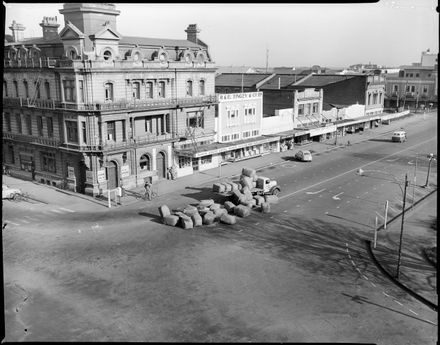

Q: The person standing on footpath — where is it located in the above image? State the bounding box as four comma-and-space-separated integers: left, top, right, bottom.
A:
144, 180, 152, 201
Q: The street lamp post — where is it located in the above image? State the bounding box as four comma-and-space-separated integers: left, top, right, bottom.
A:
395, 173, 409, 279
423, 153, 435, 188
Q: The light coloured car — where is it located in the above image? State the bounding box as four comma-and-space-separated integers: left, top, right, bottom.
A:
391, 131, 407, 142
294, 150, 312, 162
2, 184, 22, 200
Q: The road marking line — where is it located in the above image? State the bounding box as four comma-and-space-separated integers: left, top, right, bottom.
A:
332, 192, 344, 200
350, 260, 356, 266
375, 211, 385, 220
306, 188, 326, 195
371, 282, 376, 287
386, 157, 399, 162
21, 220, 30, 223
279, 139, 434, 201
408, 309, 418, 315
362, 275, 369, 280
49, 209, 64, 214
24, 216, 38, 220
59, 207, 76, 213
388, 205, 399, 213
382, 292, 390, 297
4, 220, 19, 226
393, 300, 403, 306
348, 254, 351, 258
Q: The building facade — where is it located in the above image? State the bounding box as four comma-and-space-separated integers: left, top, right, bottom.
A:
3, 3, 217, 195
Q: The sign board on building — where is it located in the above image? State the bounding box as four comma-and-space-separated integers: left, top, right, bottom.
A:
97, 169, 106, 183
67, 166, 75, 179
218, 92, 263, 101
86, 170, 94, 182
121, 165, 130, 178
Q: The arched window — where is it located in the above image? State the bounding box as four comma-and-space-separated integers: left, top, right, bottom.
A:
199, 80, 205, 96
104, 82, 114, 101
69, 49, 77, 60
103, 50, 112, 61
186, 80, 193, 96
139, 154, 151, 170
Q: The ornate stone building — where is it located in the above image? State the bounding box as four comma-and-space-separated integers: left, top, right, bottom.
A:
3, 3, 217, 195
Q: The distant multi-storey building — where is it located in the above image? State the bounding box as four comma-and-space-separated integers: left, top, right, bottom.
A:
3, 3, 217, 195
384, 50, 438, 110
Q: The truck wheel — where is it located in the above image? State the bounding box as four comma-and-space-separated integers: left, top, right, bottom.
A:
271, 188, 280, 196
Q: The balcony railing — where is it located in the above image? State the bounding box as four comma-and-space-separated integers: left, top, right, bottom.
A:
3, 132, 60, 147
4, 57, 216, 70
3, 95, 218, 111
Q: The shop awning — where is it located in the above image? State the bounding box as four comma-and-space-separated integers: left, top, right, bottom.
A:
175, 135, 280, 158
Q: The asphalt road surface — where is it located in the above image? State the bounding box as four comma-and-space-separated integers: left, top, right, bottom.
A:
2, 114, 437, 343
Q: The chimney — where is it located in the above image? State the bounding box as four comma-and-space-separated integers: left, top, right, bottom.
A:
9, 20, 26, 42
185, 24, 200, 43
40, 16, 60, 41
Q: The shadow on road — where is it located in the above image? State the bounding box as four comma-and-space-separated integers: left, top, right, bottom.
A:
138, 211, 162, 224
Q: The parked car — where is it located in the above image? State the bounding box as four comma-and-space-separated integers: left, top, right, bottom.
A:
2, 184, 22, 200
294, 150, 313, 162
391, 131, 407, 143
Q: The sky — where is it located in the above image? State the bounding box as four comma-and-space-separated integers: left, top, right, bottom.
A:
3, 1, 438, 68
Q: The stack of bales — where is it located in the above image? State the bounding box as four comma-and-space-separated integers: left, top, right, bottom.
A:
159, 198, 238, 228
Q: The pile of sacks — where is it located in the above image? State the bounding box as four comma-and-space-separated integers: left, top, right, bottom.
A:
213, 167, 278, 213
160, 167, 279, 229
159, 199, 238, 229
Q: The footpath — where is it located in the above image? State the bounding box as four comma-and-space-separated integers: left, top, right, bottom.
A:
369, 189, 437, 310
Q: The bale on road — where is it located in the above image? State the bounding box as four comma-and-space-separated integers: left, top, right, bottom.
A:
220, 213, 237, 225
199, 199, 214, 207
213, 208, 228, 220
210, 203, 221, 211
212, 183, 225, 193
158, 205, 171, 218
203, 211, 216, 225
242, 167, 256, 178
191, 213, 203, 227
224, 201, 236, 212
234, 205, 251, 217
163, 214, 179, 226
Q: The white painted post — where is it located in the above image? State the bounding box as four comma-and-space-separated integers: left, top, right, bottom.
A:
374, 216, 378, 249
108, 190, 111, 208
384, 200, 388, 230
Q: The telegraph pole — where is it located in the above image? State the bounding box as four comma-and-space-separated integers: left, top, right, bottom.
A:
395, 173, 409, 279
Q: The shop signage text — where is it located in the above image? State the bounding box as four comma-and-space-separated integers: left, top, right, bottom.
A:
219, 92, 262, 101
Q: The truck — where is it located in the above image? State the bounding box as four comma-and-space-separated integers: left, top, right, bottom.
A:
251, 176, 281, 196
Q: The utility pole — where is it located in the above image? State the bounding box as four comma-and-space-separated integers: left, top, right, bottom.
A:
395, 173, 409, 279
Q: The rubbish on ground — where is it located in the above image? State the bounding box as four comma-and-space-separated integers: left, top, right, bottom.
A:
158, 205, 171, 218
203, 211, 216, 225
224, 201, 236, 212
163, 215, 179, 226
234, 205, 251, 217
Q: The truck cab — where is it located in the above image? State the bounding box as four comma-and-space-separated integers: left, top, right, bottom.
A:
255, 177, 280, 196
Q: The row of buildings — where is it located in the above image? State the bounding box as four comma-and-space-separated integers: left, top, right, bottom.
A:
2, 3, 438, 196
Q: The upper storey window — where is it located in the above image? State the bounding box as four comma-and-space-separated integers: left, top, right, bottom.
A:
199, 80, 205, 96
3, 81, 8, 97
146, 82, 153, 98
63, 80, 75, 102
24, 80, 29, 98
186, 80, 193, 96
105, 82, 114, 101
103, 50, 112, 61
158, 81, 166, 98
132, 82, 140, 99
14, 81, 19, 97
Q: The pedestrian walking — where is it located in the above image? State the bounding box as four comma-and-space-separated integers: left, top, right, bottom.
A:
144, 180, 153, 201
